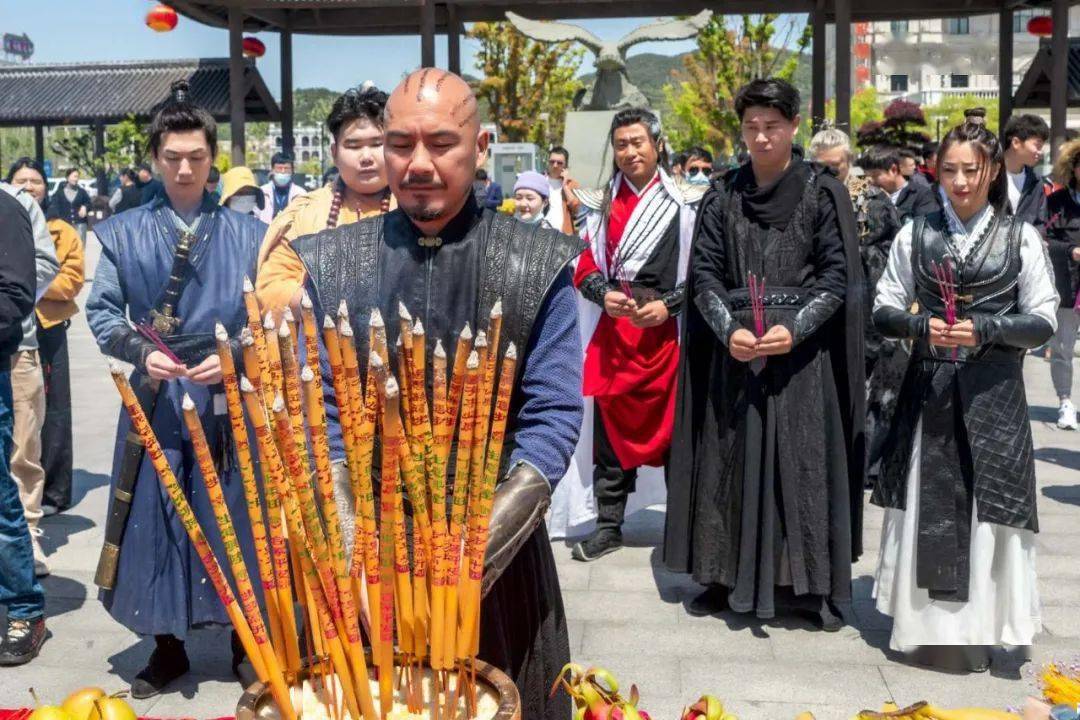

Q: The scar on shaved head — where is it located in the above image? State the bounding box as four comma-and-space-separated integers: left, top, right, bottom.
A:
387, 69, 480, 130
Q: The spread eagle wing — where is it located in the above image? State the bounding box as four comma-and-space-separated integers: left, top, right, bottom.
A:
616, 10, 713, 53
504, 12, 605, 55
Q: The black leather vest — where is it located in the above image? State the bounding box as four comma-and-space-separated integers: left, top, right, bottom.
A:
291, 204, 583, 459
911, 210, 1023, 360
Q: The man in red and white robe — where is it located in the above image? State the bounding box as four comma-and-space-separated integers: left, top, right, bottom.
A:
566, 108, 700, 561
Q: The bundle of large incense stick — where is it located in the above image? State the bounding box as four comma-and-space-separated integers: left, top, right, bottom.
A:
106, 280, 516, 720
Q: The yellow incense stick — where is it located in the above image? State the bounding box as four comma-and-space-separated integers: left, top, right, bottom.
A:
444, 351, 479, 669
180, 394, 284, 691
108, 366, 295, 720
240, 377, 302, 675
378, 379, 404, 719
215, 324, 286, 672
263, 312, 284, 412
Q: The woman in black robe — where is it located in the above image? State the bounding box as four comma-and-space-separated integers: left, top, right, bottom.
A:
664, 78, 865, 629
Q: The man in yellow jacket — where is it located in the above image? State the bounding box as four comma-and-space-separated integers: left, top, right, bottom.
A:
257, 84, 393, 314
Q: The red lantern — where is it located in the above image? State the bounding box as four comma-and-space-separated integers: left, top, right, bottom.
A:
856, 65, 871, 83
854, 42, 871, 60
855, 22, 870, 36
242, 36, 266, 58
146, 4, 178, 33
1027, 16, 1053, 37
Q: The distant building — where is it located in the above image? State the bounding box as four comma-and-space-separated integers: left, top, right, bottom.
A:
248, 123, 328, 168
823, 9, 1080, 122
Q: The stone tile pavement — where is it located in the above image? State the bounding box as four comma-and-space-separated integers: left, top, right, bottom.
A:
1, 237, 1076, 718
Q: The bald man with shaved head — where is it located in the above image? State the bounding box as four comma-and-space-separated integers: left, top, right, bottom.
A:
285, 69, 582, 719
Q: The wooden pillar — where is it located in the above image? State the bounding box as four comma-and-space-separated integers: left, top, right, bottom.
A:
34, 124, 45, 166
811, 0, 826, 132
834, 0, 852, 132
447, 3, 461, 75
228, 8, 246, 167
1051, 0, 1069, 160
94, 122, 107, 190
999, 8, 1014, 133
280, 27, 295, 156
421, 0, 436, 67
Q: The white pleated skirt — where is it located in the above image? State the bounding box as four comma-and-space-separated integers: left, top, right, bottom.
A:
872, 419, 1042, 651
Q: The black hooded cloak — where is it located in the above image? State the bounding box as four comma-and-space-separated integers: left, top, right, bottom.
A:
663, 158, 866, 618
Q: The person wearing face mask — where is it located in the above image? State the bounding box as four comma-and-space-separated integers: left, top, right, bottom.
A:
256, 84, 393, 316
218, 166, 265, 216
871, 121, 1058, 672
683, 146, 715, 187
513, 170, 551, 226
256, 151, 305, 223
665, 78, 865, 629
565, 108, 701, 562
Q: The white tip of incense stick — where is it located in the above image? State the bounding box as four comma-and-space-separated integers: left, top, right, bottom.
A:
243, 275, 254, 293
467, 350, 480, 369
108, 359, 126, 376
340, 318, 355, 338
369, 352, 384, 368
240, 326, 254, 346
337, 299, 349, 319
434, 339, 446, 359
263, 311, 276, 331
182, 394, 195, 411
370, 308, 384, 328
398, 301, 412, 322
240, 376, 255, 393
475, 330, 488, 348
301, 291, 313, 310
323, 315, 335, 330
413, 319, 424, 336
395, 334, 403, 347
272, 394, 285, 413
491, 299, 503, 318
506, 342, 517, 360
460, 322, 473, 340
214, 322, 228, 342
300, 365, 314, 382
385, 377, 400, 398
278, 321, 291, 338
282, 307, 295, 323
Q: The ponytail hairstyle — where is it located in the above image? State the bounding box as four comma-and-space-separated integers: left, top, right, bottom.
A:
935, 121, 1007, 212
148, 80, 218, 158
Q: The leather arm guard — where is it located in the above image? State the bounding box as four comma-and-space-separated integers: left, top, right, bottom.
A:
482, 460, 551, 598
695, 289, 738, 346
103, 326, 157, 368
970, 312, 1056, 350
579, 271, 615, 308
873, 305, 929, 341
661, 283, 687, 317
789, 291, 843, 346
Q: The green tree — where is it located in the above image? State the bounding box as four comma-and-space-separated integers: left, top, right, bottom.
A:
826, 87, 884, 137
104, 115, 149, 170
922, 94, 1000, 137
51, 128, 99, 176
468, 21, 584, 148
664, 14, 812, 157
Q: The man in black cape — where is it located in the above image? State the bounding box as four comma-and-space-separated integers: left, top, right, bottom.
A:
663, 78, 865, 629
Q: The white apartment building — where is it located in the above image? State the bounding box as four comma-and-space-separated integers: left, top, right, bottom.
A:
859, 9, 1080, 106
248, 123, 328, 167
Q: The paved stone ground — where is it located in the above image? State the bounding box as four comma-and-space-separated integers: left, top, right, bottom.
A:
0, 236, 1077, 718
